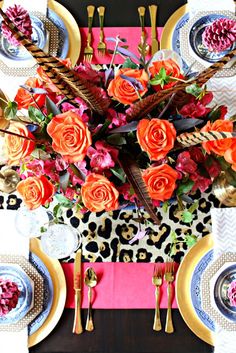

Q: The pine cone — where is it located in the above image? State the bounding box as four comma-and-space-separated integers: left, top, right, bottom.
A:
202, 18, 236, 53
1, 5, 32, 46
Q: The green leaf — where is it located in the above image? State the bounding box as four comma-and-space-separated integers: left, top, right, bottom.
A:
110, 167, 126, 183
53, 204, 63, 219
107, 133, 127, 145
170, 231, 177, 242
54, 194, 74, 208
217, 157, 231, 171
185, 233, 198, 248
162, 201, 169, 213
122, 57, 139, 69
225, 169, 236, 187
188, 201, 199, 214
149, 67, 171, 88
169, 243, 177, 257
185, 83, 202, 97
4, 101, 18, 120
176, 180, 194, 196
28, 106, 45, 123
181, 210, 193, 224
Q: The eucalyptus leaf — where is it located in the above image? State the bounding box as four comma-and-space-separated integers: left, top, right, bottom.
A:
28, 106, 45, 123
59, 170, 70, 192
122, 57, 139, 69
4, 101, 18, 120
173, 118, 203, 132
109, 121, 138, 134
110, 167, 126, 183
20, 85, 47, 95
54, 194, 74, 208
46, 96, 61, 116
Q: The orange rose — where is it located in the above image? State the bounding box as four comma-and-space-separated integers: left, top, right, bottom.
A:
137, 118, 176, 160
149, 58, 184, 91
201, 119, 233, 156
81, 173, 119, 212
5, 122, 35, 165
224, 140, 236, 171
107, 68, 148, 105
16, 175, 55, 210
15, 77, 46, 110
47, 111, 92, 163
142, 164, 179, 202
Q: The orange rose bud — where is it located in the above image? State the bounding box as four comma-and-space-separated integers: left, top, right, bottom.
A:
107, 68, 148, 105
224, 140, 236, 171
149, 58, 184, 91
201, 119, 233, 156
15, 77, 46, 110
137, 118, 176, 161
81, 173, 119, 212
142, 164, 178, 202
5, 122, 35, 165
47, 111, 92, 163
16, 175, 55, 210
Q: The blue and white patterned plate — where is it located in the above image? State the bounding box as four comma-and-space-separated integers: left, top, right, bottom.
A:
189, 14, 236, 63
214, 263, 236, 322
0, 264, 33, 324
47, 8, 69, 59
28, 252, 53, 335
171, 12, 190, 72
190, 249, 215, 331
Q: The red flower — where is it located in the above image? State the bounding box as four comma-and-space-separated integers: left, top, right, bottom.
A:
175, 151, 197, 174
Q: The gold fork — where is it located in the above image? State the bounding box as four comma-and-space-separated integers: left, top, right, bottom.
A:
97, 6, 106, 57
83, 5, 95, 62
152, 263, 162, 331
164, 259, 175, 333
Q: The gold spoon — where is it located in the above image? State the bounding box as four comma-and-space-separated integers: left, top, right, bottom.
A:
84, 267, 97, 331
137, 7, 150, 56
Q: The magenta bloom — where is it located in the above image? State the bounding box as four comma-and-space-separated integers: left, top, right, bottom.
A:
190, 172, 212, 192
176, 151, 197, 174
87, 141, 118, 172
180, 92, 213, 118
107, 108, 127, 129
228, 280, 236, 307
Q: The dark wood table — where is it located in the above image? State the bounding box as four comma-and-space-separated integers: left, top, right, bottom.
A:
30, 0, 213, 352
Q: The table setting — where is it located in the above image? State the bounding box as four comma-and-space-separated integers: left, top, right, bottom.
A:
0, 0, 236, 352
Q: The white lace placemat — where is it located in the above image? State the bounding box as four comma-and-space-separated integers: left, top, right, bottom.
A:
188, 0, 235, 17
0, 210, 29, 353
211, 208, 236, 353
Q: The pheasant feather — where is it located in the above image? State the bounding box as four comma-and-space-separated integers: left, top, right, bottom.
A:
177, 131, 236, 148
126, 47, 236, 122
0, 8, 110, 115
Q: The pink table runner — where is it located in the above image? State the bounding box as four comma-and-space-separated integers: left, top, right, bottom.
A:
64, 26, 178, 310
62, 263, 178, 309
78, 27, 163, 64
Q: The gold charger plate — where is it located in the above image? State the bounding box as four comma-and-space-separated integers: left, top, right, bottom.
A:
28, 238, 66, 347
48, 0, 81, 66
160, 4, 188, 50
176, 234, 214, 346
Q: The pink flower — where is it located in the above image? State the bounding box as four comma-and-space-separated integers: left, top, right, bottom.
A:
228, 280, 236, 307
55, 156, 69, 172
218, 105, 228, 119
74, 63, 104, 84
190, 172, 212, 192
87, 141, 119, 172
189, 147, 206, 164
180, 92, 213, 118
64, 187, 75, 200
107, 108, 127, 128
117, 183, 137, 203
176, 151, 197, 174
69, 160, 88, 186
205, 158, 221, 178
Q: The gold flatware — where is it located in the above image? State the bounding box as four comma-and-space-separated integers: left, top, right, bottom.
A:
84, 267, 97, 331
164, 259, 175, 333
137, 7, 150, 56
72, 248, 83, 334
83, 5, 95, 62
149, 5, 159, 55
152, 263, 162, 331
97, 6, 106, 56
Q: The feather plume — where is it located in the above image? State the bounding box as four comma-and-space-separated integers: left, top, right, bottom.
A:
0, 9, 110, 115
126, 47, 236, 122
177, 131, 236, 147
118, 151, 160, 225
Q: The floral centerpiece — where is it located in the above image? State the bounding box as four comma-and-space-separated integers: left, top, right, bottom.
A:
1, 6, 236, 227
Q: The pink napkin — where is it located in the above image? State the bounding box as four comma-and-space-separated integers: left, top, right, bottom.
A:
78, 27, 163, 64
62, 262, 178, 309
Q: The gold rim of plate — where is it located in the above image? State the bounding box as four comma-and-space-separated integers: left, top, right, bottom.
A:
28, 238, 66, 348
176, 234, 214, 346
48, 0, 81, 66
160, 4, 188, 50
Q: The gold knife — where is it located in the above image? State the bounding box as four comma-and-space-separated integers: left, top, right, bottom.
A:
72, 248, 83, 334
149, 5, 159, 55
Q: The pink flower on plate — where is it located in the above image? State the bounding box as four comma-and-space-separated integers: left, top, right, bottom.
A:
176, 151, 197, 174
190, 172, 212, 192
228, 280, 236, 307
87, 141, 119, 172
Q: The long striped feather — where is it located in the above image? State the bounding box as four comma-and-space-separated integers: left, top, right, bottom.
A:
0, 9, 110, 115
126, 47, 236, 122
177, 131, 236, 147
